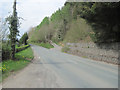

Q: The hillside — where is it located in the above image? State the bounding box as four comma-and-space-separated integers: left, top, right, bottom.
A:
28, 2, 120, 44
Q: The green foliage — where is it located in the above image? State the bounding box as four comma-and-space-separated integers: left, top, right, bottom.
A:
38, 42, 54, 49
64, 18, 92, 43
28, 2, 120, 44
19, 33, 28, 45
36, 17, 49, 31
29, 25, 50, 43
6, 0, 20, 60
32, 42, 54, 49
77, 2, 120, 43
50, 9, 62, 22
2, 43, 11, 60
2, 43, 30, 60
16, 45, 30, 52
29, 3, 72, 43
50, 4, 71, 22
2, 47, 33, 82
15, 47, 34, 60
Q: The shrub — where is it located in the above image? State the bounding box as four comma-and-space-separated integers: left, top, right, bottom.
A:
2, 43, 30, 61
2, 44, 11, 60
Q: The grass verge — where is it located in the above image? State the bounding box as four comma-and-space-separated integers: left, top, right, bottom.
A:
1, 47, 34, 82
16, 45, 30, 52
31, 42, 54, 49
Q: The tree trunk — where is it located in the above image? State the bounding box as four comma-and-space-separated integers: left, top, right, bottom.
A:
11, 44, 15, 60
10, 0, 17, 60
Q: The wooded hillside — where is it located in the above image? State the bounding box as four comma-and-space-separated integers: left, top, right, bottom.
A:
28, 2, 120, 44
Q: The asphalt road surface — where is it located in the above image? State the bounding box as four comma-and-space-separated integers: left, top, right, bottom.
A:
2, 45, 118, 88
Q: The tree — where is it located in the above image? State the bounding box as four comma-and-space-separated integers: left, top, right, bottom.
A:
19, 33, 28, 45
7, 0, 19, 60
36, 17, 49, 31
77, 2, 120, 43
0, 19, 9, 42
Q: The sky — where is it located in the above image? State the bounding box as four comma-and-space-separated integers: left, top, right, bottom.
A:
0, 0, 66, 37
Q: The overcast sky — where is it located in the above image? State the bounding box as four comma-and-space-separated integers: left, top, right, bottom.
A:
0, 0, 66, 36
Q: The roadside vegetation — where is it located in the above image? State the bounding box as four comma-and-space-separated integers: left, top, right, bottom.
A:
1, 32, 32, 82
28, 2, 120, 46
1, 1, 119, 82
0, 0, 33, 83
1, 47, 33, 82
16, 45, 30, 52
31, 42, 54, 49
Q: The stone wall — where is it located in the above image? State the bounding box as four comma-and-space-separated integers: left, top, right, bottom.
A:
66, 42, 120, 65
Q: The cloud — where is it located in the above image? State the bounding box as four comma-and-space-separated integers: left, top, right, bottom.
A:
0, 0, 66, 36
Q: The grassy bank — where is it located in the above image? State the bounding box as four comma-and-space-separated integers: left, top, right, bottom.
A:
2, 44, 30, 60
1, 47, 34, 82
16, 45, 30, 52
31, 42, 54, 49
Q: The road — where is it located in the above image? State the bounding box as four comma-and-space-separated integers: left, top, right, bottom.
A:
2, 45, 118, 88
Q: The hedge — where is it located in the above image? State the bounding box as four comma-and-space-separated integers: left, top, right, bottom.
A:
2, 45, 11, 60
2, 44, 30, 61
16, 45, 30, 53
